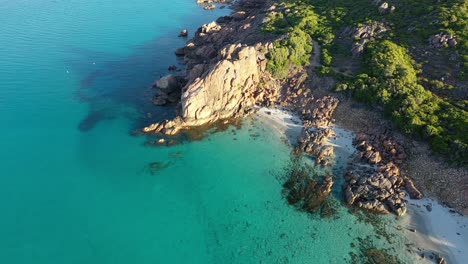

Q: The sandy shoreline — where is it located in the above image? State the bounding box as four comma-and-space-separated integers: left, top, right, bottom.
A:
255, 107, 303, 145
403, 198, 468, 263
255, 107, 468, 264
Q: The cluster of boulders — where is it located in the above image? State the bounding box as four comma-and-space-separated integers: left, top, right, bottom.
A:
144, 0, 279, 136
271, 71, 334, 166
280, 74, 339, 126
252, 70, 281, 107
280, 73, 312, 107
143, 117, 185, 135
297, 96, 340, 166
343, 22, 390, 56
201, 21, 222, 34
196, 0, 232, 10
429, 33, 458, 48
283, 168, 334, 214
261, 3, 296, 23
281, 84, 338, 214
298, 128, 335, 166
301, 96, 339, 127
344, 162, 408, 216
204, 4, 216, 10
345, 22, 390, 41
276, 70, 340, 166
374, 1, 396, 14
355, 138, 383, 164
354, 131, 407, 164
343, 131, 423, 216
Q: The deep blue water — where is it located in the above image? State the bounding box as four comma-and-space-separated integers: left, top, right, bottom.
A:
0, 1, 416, 263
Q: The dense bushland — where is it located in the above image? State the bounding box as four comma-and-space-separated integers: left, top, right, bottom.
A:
263, 0, 467, 163
337, 41, 467, 160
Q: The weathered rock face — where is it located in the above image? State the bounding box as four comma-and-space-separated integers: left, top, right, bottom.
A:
180, 44, 260, 126
200, 21, 222, 34
144, 42, 277, 134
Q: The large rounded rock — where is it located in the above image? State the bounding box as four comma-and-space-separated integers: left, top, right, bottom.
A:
153, 74, 179, 93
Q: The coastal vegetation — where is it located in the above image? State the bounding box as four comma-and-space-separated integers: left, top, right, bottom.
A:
340, 40, 467, 160
266, 27, 313, 78
263, 0, 468, 163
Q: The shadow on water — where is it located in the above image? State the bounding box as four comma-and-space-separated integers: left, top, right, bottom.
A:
64, 33, 183, 132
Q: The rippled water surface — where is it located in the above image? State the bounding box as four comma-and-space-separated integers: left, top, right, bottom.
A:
0, 1, 416, 263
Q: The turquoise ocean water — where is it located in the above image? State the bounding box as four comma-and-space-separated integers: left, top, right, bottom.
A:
0, 1, 416, 263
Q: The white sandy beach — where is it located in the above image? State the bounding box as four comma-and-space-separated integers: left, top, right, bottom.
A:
256, 106, 468, 264
255, 107, 303, 144
255, 107, 356, 166
402, 198, 468, 263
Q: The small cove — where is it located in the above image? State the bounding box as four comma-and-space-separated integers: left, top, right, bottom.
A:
0, 1, 424, 263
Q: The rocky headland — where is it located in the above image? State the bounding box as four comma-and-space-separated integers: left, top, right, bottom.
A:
142, 0, 468, 224
140, 0, 468, 262
144, 0, 279, 136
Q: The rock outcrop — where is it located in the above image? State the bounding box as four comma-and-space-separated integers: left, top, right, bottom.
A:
144, 42, 277, 134
293, 95, 340, 166
144, 0, 279, 135
298, 128, 335, 166
343, 22, 390, 56
344, 162, 407, 216
143, 0, 431, 219
429, 33, 458, 48
301, 96, 339, 127
180, 44, 260, 126
178, 29, 188, 37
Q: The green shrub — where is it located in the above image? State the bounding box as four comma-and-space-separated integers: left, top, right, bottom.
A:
346, 40, 467, 162
267, 27, 313, 79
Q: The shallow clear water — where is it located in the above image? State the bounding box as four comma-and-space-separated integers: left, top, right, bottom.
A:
0, 1, 416, 263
